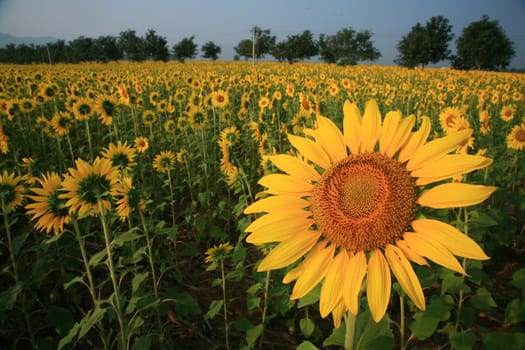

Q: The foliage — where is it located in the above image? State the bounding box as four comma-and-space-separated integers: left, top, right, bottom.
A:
396, 15, 454, 68
144, 29, 170, 61
172, 36, 198, 62
453, 15, 516, 70
0, 61, 524, 349
201, 41, 222, 61
271, 30, 318, 63
318, 27, 381, 65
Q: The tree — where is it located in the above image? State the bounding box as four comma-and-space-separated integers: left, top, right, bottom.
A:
173, 36, 198, 62
453, 15, 515, 70
234, 39, 253, 60
396, 16, 453, 68
201, 41, 221, 60
318, 28, 381, 65
118, 29, 146, 61
144, 29, 169, 61
271, 30, 318, 63
95, 36, 123, 62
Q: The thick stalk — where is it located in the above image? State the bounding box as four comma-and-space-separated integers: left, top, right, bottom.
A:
344, 311, 357, 350
220, 258, 230, 350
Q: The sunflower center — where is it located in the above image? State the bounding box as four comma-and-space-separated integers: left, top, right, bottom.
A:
516, 129, 525, 142
311, 153, 416, 253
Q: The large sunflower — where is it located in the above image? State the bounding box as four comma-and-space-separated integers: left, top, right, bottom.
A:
244, 100, 496, 326
26, 172, 71, 234
60, 157, 120, 217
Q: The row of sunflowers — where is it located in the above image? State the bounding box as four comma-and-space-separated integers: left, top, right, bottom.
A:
0, 61, 524, 349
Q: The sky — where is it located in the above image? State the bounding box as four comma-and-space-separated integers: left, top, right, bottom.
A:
0, 0, 524, 68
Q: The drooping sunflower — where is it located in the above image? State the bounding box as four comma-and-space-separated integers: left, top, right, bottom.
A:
0, 170, 25, 213
60, 157, 120, 217
204, 242, 234, 264
152, 150, 175, 174
244, 99, 496, 326
50, 111, 73, 136
100, 140, 137, 172
113, 176, 145, 221
507, 123, 525, 151
25, 172, 70, 235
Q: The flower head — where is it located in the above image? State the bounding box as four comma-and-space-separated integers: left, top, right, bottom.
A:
204, 242, 234, 264
152, 150, 176, 174
101, 140, 137, 172
507, 123, 525, 150
244, 99, 496, 326
134, 136, 149, 153
0, 170, 25, 212
26, 172, 70, 234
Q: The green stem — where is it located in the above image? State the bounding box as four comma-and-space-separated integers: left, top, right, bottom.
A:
220, 258, 230, 350
2, 197, 36, 347
167, 169, 176, 226
98, 199, 127, 350
84, 119, 93, 161
344, 311, 357, 350
399, 296, 406, 350
258, 270, 271, 350
455, 207, 470, 331
71, 216, 97, 306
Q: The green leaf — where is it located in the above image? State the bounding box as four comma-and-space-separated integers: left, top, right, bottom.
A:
57, 306, 106, 350
483, 331, 525, 350
63, 275, 84, 290
409, 316, 440, 340
469, 210, 498, 227
131, 272, 149, 295
88, 248, 107, 267
206, 299, 224, 319
247, 295, 260, 312
131, 335, 152, 350
300, 317, 315, 338
511, 268, 525, 290
469, 287, 496, 310
0, 283, 22, 310
449, 330, 476, 350
12, 230, 29, 256
355, 310, 394, 350
246, 324, 263, 348
167, 290, 201, 316
112, 231, 141, 247
232, 243, 247, 264
322, 322, 345, 347
296, 340, 319, 350
409, 295, 453, 340
505, 299, 525, 324
297, 284, 320, 308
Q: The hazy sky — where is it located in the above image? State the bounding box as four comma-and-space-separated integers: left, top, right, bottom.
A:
0, 0, 524, 67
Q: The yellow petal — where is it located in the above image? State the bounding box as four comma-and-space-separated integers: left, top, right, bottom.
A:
343, 250, 367, 315
319, 251, 346, 317
406, 128, 473, 171
367, 249, 391, 322
379, 110, 402, 155
343, 100, 361, 155
385, 114, 416, 158
258, 173, 313, 195
418, 183, 497, 209
361, 100, 382, 153
257, 230, 322, 271
291, 243, 335, 300
315, 115, 347, 163
283, 262, 305, 284
412, 219, 489, 260
244, 195, 310, 214
331, 298, 347, 329
246, 217, 314, 244
288, 134, 331, 169
398, 116, 431, 163
402, 232, 465, 274
268, 154, 321, 182
395, 239, 429, 266
385, 244, 426, 310
415, 156, 493, 186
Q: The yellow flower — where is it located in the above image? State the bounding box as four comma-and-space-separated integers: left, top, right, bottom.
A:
60, 157, 120, 217
152, 150, 175, 174
134, 136, 149, 153
244, 99, 496, 326
26, 172, 70, 234
0, 124, 9, 154
211, 89, 229, 108
500, 104, 516, 122
507, 123, 525, 150
439, 106, 463, 134
0, 170, 25, 213
100, 140, 137, 172
113, 176, 145, 221
204, 242, 234, 264
50, 111, 73, 136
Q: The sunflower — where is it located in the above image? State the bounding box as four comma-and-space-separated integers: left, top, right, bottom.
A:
0, 124, 9, 154
113, 176, 145, 221
60, 157, 120, 217
25, 172, 70, 234
244, 99, 496, 326
176, 148, 188, 164
204, 242, 234, 264
219, 126, 240, 147
142, 110, 158, 126
0, 170, 25, 213
50, 111, 73, 136
211, 89, 229, 109
507, 123, 525, 151
96, 95, 118, 126
258, 96, 270, 110
439, 106, 463, 134
100, 140, 137, 171
152, 150, 175, 174
479, 109, 491, 135
134, 136, 149, 153
188, 108, 208, 130
500, 104, 516, 122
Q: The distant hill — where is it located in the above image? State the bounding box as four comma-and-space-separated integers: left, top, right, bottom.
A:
0, 32, 60, 47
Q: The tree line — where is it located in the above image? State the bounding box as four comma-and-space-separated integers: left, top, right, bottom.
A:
0, 15, 516, 70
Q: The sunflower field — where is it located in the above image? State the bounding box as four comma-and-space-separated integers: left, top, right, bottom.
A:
0, 61, 524, 350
